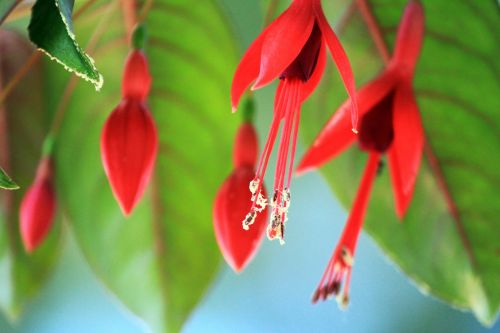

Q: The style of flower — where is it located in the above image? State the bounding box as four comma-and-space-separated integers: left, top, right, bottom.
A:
214, 121, 269, 272
20, 157, 56, 252
101, 49, 158, 216
297, 0, 425, 306
231, 0, 358, 244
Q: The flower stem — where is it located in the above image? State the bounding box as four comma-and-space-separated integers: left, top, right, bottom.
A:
355, 0, 390, 64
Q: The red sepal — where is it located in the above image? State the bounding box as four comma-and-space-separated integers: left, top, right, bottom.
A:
389, 81, 424, 219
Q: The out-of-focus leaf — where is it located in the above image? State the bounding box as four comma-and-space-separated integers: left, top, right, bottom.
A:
0, 0, 19, 25
0, 29, 60, 321
50, 0, 238, 331
28, 0, 103, 90
301, 0, 500, 325
0, 168, 18, 190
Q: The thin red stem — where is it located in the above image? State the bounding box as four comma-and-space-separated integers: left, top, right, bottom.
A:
355, 0, 390, 65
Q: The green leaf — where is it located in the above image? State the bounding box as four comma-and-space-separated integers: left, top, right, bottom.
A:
301, 0, 500, 325
0, 29, 61, 321
49, 0, 238, 331
0, 168, 18, 190
28, 0, 103, 90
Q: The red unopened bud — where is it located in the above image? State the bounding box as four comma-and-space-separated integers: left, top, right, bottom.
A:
213, 167, 268, 272
233, 122, 258, 168
20, 158, 56, 253
101, 100, 158, 216
122, 50, 151, 101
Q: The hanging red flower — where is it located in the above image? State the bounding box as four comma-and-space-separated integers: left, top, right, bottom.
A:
297, 0, 425, 306
231, 0, 358, 244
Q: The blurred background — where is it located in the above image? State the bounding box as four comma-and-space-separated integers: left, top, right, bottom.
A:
0, 0, 498, 332
0, 169, 498, 333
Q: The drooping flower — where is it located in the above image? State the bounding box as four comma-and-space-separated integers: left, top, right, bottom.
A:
20, 157, 56, 253
232, 0, 358, 244
298, 0, 425, 305
214, 120, 269, 272
101, 48, 158, 216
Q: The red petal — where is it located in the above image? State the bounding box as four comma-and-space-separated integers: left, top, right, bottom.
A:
389, 81, 424, 219
297, 69, 397, 174
122, 50, 151, 101
252, 0, 315, 89
213, 167, 268, 272
314, 2, 358, 131
231, 29, 266, 111
299, 42, 327, 103
233, 123, 258, 168
101, 100, 158, 216
20, 158, 56, 253
392, 0, 425, 73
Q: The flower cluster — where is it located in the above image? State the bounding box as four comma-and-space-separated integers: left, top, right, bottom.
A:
222, 0, 426, 307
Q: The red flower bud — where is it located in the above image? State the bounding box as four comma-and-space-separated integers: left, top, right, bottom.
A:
233, 122, 258, 168
213, 167, 268, 272
102, 49, 158, 216
20, 158, 56, 253
101, 99, 158, 216
122, 50, 151, 101
214, 122, 268, 272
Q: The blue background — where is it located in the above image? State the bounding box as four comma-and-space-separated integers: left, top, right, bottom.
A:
0, 1, 498, 332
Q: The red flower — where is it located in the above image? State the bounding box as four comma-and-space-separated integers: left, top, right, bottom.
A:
20, 158, 56, 253
101, 50, 158, 216
231, 0, 358, 244
298, 1, 425, 305
214, 122, 268, 272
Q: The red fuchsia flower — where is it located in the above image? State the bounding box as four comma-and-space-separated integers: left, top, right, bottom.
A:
213, 121, 269, 272
231, 0, 358, 244
297, 1, 425, 306
101, 49, 158, 216
20, 157, 56, 253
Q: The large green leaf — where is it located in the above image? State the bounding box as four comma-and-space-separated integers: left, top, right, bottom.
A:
0, 29, 61, 320
28, 0, 103, 90
301, 0, 500, 325
50, 0, 238, 331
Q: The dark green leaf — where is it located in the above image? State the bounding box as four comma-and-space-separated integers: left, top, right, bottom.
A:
301, 0, 500, 325
50, 0, 238, 331
0, 168, 18, 190
0, 29, 61, 321
28, 0, 103, 90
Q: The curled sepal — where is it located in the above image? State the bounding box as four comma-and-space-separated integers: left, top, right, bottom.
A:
101, 100, 158, 216
122, 50, 152, 101
20, 158, 56, 253
213, 167, 268, 272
